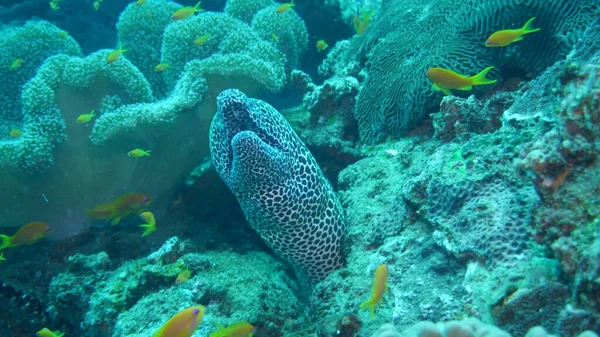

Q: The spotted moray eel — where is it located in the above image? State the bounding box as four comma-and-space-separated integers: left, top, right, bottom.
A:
209, 89, 346, 285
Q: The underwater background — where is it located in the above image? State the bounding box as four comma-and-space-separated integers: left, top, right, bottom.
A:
0, 0, 599, 336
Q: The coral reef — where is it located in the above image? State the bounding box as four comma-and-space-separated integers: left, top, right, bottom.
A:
342, 0, 599, 142
209, 89, 347, 286
48, 237, 300, 336
306, 13, 600, 336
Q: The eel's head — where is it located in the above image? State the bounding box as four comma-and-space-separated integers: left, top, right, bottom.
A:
209, 89, 293, 188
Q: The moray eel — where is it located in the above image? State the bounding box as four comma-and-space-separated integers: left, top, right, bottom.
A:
209, 89, 347, 285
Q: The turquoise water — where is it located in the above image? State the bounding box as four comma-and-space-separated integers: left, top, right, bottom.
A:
0, 0, 599, 336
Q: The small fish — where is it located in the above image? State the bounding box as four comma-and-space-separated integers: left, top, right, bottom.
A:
194, 34, 210, 46
0, 252, 5, 262
136, 0, 147, 5
276, 0, 294, 13
58, 31, 69, 38
171, 1, 204, 20
316, 39, 328, 52
87, 193, 152, 226
176, 268, 191, 284
93, 0, 101, 10
9, 129, 23, 138
327, 115, 336, 126
139, 211, 156, 237
271, 33, 279, 42
152, 306, 205, 337
107, 44, 127, 64
154, 63, 170, 72
486, 17, 541, 47
0, 221, 54, 250
209, 321, 256, 337
76, 110, 96, 124
354, 8, 375, 35
36, 328, 65, 337
9, 58, 23, 70
128, 148, 151, 157
359, 264, 388, 319
49, 1, 60, 10
425, 66, 497, 96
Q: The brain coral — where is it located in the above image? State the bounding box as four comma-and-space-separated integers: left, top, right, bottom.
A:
349, 0, 600, 142
0, 20, 81, 130
210, 89, 347, 286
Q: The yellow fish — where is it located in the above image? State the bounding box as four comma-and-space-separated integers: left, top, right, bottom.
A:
139, 211, 156, 237
209, 321, 256, 337
49, 1, 60, 10
9, 58, 23, 70
9, 129, 23, 138
354, 8, 375, 35
194, 34, 210, 46
36, 328, 65, 337
154, 63, 169, 72
271, 33, 279, 42
0, 221, 54, 250
176, 268, 191, 284
136, 0, 147, 5
58, 31, 69, 38
152, 306, 205, 337
128, 148, 151, 157
107, 44, 127, 64
0, 252, 5, 262
316, 39, 328, 52
276, 0, 294, 13
171, 1, 204, 20
93, 0, 101, 10
76, 110, 96, 124
359, 264, 388, 319
426, 66, 497, 96
486, 17, 541, 47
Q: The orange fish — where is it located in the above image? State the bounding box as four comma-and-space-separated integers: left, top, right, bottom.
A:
9, 129, 23, 138
485, 17, 541, 47
209, 321, 255, 337
354, 8, 375, 35
107, 44, 127, 64
176, 268, 191, 284
426, 66, 497, 96
87, 193, 152, 226
276, 0, 294, 13
359, 264, 388, 319
153, 306, 205, 337
171, 1, 204, 20
0, 221, 54, 250
316, 40, 328, 52
154, 63, 170, 72
194, 34, 210, 46
128, 148, 151, 157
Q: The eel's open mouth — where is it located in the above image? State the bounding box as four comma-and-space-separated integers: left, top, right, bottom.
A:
215, 89, 283, 169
